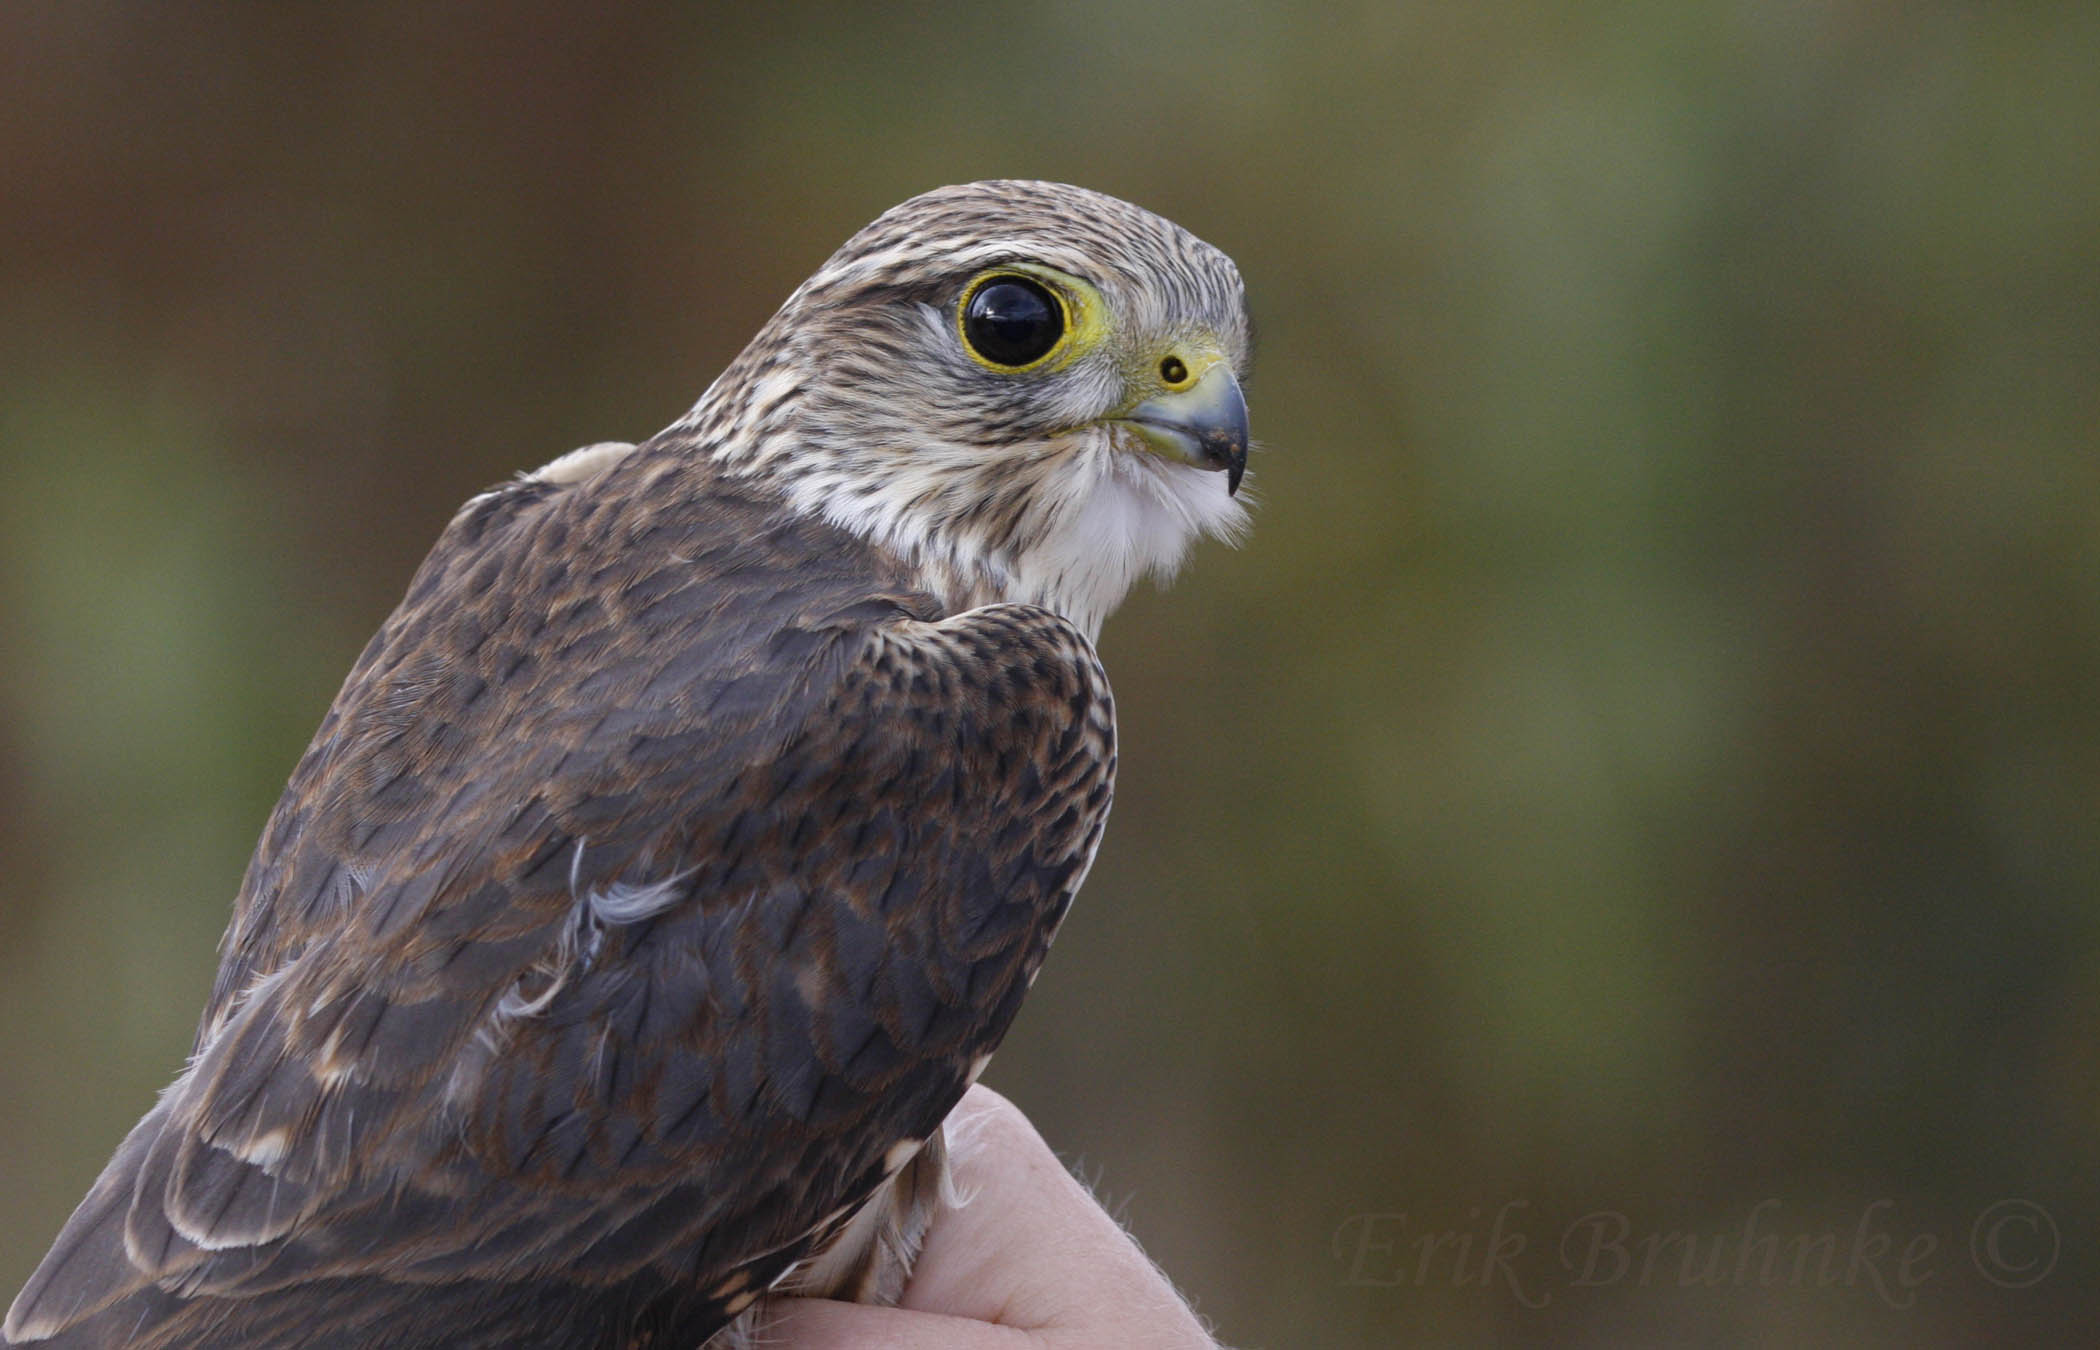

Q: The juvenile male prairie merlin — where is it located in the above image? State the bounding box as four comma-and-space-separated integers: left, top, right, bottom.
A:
4, 181, 1250, 1349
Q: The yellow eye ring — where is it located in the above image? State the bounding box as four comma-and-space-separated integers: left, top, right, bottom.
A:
957, 271, 1072, 372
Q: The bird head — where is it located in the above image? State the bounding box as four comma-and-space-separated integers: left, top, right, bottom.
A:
682, 180, 1253, 637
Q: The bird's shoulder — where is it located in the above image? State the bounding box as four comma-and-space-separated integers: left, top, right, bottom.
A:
208, 445, 939, 1019
3, 442, 1118, 1348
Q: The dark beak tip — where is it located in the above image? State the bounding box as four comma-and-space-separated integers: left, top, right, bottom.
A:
1200, 428, 1250, 497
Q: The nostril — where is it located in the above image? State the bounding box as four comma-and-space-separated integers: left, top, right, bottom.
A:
1159, 355, 1188, 386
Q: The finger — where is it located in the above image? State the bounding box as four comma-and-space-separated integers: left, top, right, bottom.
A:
761, 1299, 1034, 1349
897, 1086, 1216, 1346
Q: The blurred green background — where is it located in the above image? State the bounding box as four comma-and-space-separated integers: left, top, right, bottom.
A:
3, 4, 2096, 1346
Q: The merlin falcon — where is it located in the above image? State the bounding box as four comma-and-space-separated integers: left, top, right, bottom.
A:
5, 180, 1252, 1349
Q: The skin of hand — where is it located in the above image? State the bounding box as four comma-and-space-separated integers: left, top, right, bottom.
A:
764, 1087, 1222, 1349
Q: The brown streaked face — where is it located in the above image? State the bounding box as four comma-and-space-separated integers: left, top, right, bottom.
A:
686, 180, 1254, 636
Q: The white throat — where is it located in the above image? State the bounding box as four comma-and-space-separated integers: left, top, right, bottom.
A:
993, 444, 1246, 637
780, 434, 1246, 640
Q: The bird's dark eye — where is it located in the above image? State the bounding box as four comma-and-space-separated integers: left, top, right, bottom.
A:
961, 275, 1065, 369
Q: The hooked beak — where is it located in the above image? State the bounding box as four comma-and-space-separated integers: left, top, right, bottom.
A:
1112, 363, 1250, 496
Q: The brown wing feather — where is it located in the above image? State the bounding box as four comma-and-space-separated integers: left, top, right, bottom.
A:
5, 449, 1114, 1349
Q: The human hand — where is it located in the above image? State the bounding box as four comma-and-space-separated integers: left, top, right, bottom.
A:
764, 1086, 1222, 1348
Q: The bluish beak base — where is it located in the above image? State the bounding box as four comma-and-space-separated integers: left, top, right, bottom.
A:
1117, 365, 1250, 495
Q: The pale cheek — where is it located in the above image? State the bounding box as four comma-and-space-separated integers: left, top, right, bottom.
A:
1034, 365, 1125, 431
